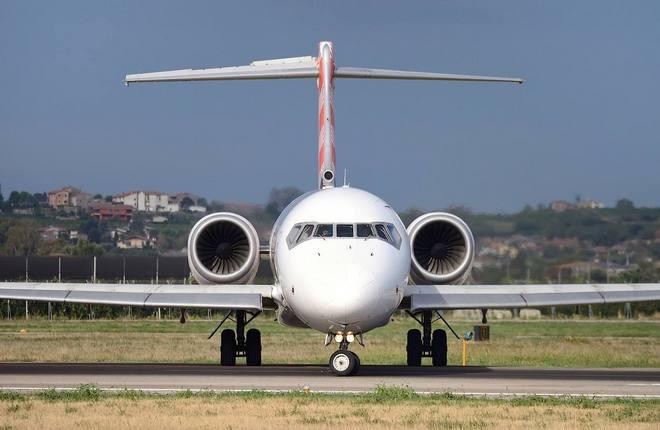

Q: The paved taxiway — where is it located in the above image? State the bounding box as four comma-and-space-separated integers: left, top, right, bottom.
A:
0, 364, 658, 397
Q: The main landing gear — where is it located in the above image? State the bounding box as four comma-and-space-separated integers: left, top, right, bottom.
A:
217, 310, 262, 366
406, 310, 452, 366
329, 333, 361, 376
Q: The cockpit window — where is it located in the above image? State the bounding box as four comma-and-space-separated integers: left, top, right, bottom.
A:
298, 224, 314, 242
336, 224, 354, 238
314, 224, 334, 238
287, 222, 401, 249
386, 223, 402, 249
374, 224, 390, 241
286, 224, 302, 248
356, 223, 375, 238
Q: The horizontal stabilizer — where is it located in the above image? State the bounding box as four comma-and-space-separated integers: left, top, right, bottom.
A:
126, 58, 522, 85
335, 67, 523, 84
125, 57, 318, 84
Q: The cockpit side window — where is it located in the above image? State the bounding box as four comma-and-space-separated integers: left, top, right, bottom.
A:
374, 224, 390, 241
286, 224, 302, 248
336, 224, 354, 238
386, 223, 402, 249
298, 224, 315, 243
356, 223, 375, 238
314, 224, 334, 238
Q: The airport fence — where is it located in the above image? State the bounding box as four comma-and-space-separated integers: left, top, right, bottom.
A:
0, 255, 274, 320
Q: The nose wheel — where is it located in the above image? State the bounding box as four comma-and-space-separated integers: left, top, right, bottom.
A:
329, 349, 360, 376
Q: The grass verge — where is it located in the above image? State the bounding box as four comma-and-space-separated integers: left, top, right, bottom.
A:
0, 385, 658, 430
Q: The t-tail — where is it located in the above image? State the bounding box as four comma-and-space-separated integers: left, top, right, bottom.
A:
125, 41, 523, 189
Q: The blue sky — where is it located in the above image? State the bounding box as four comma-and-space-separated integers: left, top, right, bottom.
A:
1, 1, 659, 212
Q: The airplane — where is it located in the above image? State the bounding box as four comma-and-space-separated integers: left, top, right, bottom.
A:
1, 41, 659, 376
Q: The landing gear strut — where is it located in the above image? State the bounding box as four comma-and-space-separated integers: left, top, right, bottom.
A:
218, 310, 262, 366
406, 310, 451, 366
329, 338, 361, 376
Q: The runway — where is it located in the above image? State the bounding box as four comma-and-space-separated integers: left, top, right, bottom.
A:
0, 363, 658, 398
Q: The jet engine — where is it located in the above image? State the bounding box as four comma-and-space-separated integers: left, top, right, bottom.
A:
407, 212, 475, 285
187, 212, 260, 285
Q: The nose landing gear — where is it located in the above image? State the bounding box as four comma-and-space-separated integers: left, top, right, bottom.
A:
329, 349, 360, 376
329, 336, 361, 376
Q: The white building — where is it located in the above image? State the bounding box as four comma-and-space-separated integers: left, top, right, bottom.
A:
113, 191, 177, 213
188, 205, 207, 213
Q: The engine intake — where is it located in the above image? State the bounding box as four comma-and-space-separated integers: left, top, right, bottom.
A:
407, 212, 474, 285
187, 212, 260, 284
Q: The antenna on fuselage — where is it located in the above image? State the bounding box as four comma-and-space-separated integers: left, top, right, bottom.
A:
343, 169, 348, 187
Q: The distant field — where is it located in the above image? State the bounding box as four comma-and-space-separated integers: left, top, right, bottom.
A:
0, 386, 658, 430
0, 317, 658, 367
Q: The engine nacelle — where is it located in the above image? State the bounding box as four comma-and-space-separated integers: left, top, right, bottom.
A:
407, 212, 475, 285
187, 212, 260, 285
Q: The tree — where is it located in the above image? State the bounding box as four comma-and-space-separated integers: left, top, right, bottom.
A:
265, 187, 303, 218
8, 191, 20, 208
180, 196, 195, 210
197, 197, 208, 207
67, 239, 104, 256
615, 198, 635, 210
81, 218, 106, 243
93, 194, 103, 200
2, 220, 40, 256
32, 193, 47, 204
104, 195, 113, 202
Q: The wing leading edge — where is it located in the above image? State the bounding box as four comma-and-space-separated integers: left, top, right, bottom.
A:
0, 283, 274, 312
404, 283, 660, 313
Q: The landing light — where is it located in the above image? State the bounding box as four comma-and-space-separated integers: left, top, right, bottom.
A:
346, 332, 355, 343
334, 332, 344, 343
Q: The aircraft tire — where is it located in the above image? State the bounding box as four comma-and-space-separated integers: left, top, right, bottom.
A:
431, 329, 448, 366
246, 328, 262, 366
220, 329, 237, 366
329, 350, 356, 376
346, 350, 361, 376
406, 329, 423, 366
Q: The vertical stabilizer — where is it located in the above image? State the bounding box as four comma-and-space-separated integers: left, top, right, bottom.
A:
317, 41, 336, 189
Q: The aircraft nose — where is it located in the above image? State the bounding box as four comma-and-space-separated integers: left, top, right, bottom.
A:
324, 263, 392, 324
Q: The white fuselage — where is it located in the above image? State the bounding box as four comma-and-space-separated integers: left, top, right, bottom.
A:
269, 187, 411, 334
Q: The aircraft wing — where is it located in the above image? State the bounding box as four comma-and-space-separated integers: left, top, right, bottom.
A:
403, 283, 660, 313
0, 283, 274, 311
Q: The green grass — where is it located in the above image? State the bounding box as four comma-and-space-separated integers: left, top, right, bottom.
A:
1, 316, 658, 336
0, 317, 658, 367
1, 384, 658, 407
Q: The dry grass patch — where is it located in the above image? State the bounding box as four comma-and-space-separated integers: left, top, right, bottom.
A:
0, 388, 658, 430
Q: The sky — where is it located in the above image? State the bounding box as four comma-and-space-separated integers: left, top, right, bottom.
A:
1, 1, 659, 213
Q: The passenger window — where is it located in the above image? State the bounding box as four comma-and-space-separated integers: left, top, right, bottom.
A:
286, 224, 302, 248
297, 224, 314, 243
356, 224, 375, 238
336, 224, 354, 237
314, 224, 334, 238
375, 224, 390, 241
387, 224, 402, 249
